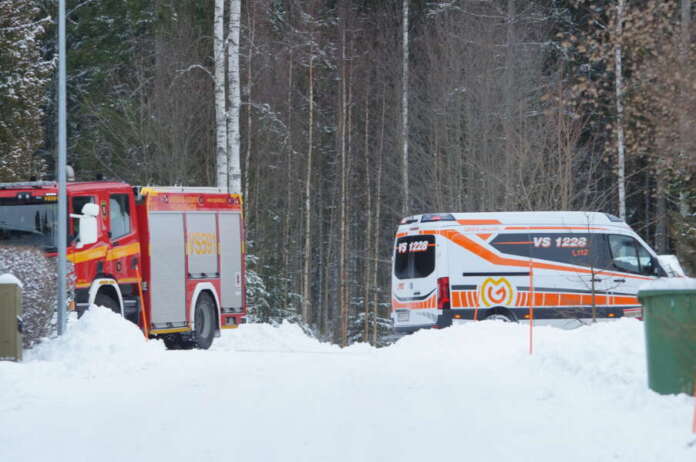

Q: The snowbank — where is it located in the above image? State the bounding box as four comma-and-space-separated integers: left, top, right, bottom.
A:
213, 321, 343, 353
0, 314, 694, 462
0, 273, 23, 288
639, 277, 696, 292
26, 305, 165, 365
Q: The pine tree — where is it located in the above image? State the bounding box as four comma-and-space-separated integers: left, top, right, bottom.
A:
0, 0, 52, 181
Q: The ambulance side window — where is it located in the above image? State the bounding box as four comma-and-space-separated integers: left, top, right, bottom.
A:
608, 235, 640, 274
109, 194, 131, 240
608, 234, 662, 276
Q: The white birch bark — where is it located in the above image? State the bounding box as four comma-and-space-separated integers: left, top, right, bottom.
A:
227, 0, 242, 194
615, 0, 626, 221
214, 0, 228, 190
401, 0, 409, 215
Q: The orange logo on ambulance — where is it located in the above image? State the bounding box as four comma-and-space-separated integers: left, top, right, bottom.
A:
479, 277, 515, 307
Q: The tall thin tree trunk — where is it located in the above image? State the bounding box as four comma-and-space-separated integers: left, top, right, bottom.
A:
214, 0, 227, 189
243, 0, 255, 202
656, 177, 667, 252
227, 0, 242, 193
679, 0, 692, 218
283, 55, 294, 309
503, 0, 515, 208
339, 21, 349, 347
363, 83, 372, 344
302, 55, 315, 323
372, 87, 387, 345
615, 0, 626, 220
401, 0, 409, 215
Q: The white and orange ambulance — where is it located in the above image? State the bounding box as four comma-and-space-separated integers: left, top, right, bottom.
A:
391, 211, 668, 333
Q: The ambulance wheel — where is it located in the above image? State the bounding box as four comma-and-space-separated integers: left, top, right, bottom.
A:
94, 292, 120, 316
485, 313, 514, 322
193, 293, 216, 350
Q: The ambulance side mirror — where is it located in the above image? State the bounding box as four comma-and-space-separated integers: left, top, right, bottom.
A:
73, 203, 99, 249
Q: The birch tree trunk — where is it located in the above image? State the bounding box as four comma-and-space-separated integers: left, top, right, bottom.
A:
401, 0, 409, 216
214, 0, 228, 190
615, 0, 626, 221
227, 0, 242, 193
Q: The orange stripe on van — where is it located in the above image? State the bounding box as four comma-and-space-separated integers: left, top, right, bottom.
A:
509, 291, 638, 307
458, 219, 502, 225
424, 229, 651, 281
504, 226, 608, 231
392, 295, 437, 310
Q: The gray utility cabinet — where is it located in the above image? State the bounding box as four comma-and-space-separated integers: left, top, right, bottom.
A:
0, 278, 22, 361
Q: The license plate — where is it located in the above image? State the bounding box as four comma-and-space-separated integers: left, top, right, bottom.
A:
397, 310, 409, 322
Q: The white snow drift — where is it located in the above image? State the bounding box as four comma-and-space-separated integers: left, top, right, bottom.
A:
0, 307, 694, 462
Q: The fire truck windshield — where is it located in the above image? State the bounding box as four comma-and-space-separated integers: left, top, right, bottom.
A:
0, 199, 58, 250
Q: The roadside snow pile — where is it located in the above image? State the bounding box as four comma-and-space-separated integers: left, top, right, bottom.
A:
0, 315, 694, 462
213, 321, 342, 353
639, 277, 696, 291
26, 306, 164, 367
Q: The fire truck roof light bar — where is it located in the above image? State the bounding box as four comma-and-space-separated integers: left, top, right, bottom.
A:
0, 181, 54, 190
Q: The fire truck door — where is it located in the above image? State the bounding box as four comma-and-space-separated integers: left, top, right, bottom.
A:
148, 213, 186, 325
219, 212, 242, 310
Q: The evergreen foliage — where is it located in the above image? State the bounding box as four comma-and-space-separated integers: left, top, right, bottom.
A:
0, 0, 52, 181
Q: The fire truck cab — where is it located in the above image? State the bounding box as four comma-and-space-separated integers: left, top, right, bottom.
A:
0, 180, 246, 349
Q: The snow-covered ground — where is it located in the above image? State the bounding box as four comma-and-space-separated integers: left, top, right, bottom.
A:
1, 308, 694, 462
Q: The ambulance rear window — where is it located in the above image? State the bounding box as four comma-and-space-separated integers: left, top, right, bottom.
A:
394, 235, 436, 280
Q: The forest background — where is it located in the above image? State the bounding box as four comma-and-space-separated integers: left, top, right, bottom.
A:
2, 0, 696, 346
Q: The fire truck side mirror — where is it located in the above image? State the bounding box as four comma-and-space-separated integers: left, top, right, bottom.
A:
76, 203, 99, 248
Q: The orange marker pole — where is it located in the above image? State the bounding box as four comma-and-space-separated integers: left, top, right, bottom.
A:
135, 266, 149, 340
528, 260, 534, 355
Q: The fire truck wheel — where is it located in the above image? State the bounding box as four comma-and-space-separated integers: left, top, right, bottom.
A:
94, 292, 120, 316
193, 293, 216, 350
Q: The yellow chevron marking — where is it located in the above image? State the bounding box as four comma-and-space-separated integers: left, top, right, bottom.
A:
68, 245, 108, 264
106, 242, 140, 261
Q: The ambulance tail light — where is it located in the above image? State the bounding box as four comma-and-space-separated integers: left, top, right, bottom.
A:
437, 277, 450, 310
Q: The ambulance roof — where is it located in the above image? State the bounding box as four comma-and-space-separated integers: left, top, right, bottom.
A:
399, 211, 632, 230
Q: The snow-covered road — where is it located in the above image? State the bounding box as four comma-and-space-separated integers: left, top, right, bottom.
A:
1, 308, 694, 462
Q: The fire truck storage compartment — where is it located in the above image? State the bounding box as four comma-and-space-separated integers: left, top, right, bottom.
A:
186, 212, 218, 277
149, 212, 187, 325
219, 212, 242, 310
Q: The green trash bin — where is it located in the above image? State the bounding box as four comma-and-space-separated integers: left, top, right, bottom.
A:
638, 279, 696, 395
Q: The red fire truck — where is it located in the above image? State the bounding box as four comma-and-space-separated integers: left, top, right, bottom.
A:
0, 180, 246, 349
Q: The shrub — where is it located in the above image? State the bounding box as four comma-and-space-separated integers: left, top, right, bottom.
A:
0, 245, 73, 348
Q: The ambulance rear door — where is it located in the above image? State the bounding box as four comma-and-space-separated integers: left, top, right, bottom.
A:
392, 234, 440, 331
